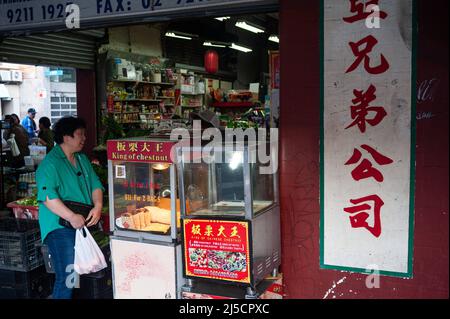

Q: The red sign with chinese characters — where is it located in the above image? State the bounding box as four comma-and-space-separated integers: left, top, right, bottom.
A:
183, 219, 251, 284
107, 140, 175, 163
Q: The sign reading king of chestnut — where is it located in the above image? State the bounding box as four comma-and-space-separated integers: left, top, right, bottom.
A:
107, 140, 174, 163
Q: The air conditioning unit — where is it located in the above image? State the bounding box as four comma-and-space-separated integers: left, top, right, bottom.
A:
0, 70, 12, 82
10, 70, 23, 82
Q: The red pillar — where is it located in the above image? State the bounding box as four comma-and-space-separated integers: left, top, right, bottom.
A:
76, 69, 97, 158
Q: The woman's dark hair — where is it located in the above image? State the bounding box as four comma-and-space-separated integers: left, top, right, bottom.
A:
53, 116, 86, 145
11, 114, 20, 125
39, 116, 51, 129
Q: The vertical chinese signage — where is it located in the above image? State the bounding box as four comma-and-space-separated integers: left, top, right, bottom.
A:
321, 0, 415, 277
183, 219, 251, 284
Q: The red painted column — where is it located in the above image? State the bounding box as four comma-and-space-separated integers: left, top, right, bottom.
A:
279, 0, 321, 299
76, 69, 97, 158
279, 0, 448, 298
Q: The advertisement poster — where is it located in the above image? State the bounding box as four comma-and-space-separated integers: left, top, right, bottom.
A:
321, 0, 414, 276
183, 219, 251, 284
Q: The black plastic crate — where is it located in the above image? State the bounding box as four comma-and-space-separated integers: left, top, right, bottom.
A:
0, 218, 43, 272
0, 266, 54, 299
73, 267, 113, 299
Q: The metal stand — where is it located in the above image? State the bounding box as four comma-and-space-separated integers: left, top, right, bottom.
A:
245, 286, 258, 299
182, 278, 195, 292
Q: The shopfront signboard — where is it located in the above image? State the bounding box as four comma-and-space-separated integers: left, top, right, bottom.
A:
0, 0, 278, 35
321, 0, 416, 277
107, 139, 174, 163
182, 218, 252, 284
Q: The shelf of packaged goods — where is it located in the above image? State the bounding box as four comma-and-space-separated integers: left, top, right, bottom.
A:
212, 102, 254, 108
113, 112, 160, 115
108, 79, 175, 86
181, 105, 201, 108
113, 99, 161, 102
180, 92, 203, 95
118, 121, 141, 124
157, 96, 175, 99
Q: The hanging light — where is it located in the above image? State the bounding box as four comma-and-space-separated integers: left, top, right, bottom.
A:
152, 163, 170, 170
215, 16, 230, 21
203, 41, 227, 48
229, 152, 243, 170
235, 21, 265, 34
230, 43, 252, 53
268, 35, 279, 43
204, 50, 219, 74
165, 31, 196, 40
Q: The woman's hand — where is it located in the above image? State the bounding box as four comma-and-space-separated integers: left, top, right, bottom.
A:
69, 213, 86, 229
86, 206, 102, 227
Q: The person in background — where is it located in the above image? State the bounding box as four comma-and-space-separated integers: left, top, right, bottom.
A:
11, 113, 21, 126
3, 114, 30, 168
38, 117, 54, 153
11, 113, 30, 142
21, 108, 38, 143
36, 116, 104, 299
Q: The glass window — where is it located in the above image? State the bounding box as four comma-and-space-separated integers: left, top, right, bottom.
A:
49, 67, 76, 83
112, 161, 178, 234
182, 149, 246, 217
251, 160, 275, 215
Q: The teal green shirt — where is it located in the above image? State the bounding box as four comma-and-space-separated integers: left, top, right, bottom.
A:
37, 144, 105, 242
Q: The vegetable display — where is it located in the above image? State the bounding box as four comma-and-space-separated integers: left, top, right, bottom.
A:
16, 196, 38, 207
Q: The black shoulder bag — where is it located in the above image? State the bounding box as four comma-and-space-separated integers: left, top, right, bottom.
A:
58, 154, 99, 231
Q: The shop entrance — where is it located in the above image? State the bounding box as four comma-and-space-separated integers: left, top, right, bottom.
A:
96, 12, 279, 143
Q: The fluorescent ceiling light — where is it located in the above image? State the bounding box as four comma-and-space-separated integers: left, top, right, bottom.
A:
269, 35, 279, 43
230, 43, 252, 53
235, 21, 265, 34
165, 32, 193, 40
203, 41, 227, 48
215, 17, 230, 21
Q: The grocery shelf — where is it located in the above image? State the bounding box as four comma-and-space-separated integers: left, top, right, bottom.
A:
113, 99, 161, 102
212, 102, 254, 108
108, 79, 175, 86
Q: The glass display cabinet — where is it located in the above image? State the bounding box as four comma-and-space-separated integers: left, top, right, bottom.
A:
176, 142, 280, 297
107, 137, 184, 299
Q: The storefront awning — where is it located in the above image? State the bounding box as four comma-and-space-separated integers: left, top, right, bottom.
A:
0, 84, 11, 99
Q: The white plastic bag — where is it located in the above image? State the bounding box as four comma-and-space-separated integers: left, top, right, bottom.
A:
74, 226, 107, 275
7, 134, 20, 157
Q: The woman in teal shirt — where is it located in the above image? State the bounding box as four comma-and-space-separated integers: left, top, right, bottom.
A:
37, 116, 104, 299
